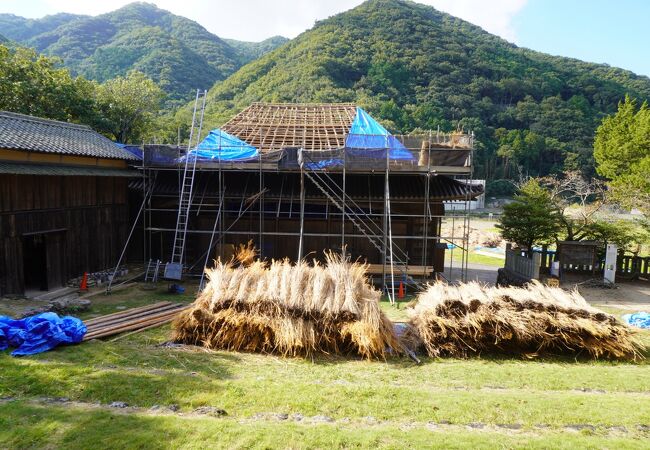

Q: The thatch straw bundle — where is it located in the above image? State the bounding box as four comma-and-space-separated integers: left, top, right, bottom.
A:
403, 281, 643, 360
172, 253, 399, 359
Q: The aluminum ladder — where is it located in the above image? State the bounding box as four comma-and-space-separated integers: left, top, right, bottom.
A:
165, 89, 207, 280
144, 259, 161, 283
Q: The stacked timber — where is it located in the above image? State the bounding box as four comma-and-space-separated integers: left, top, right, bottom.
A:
83, 302, 187, 341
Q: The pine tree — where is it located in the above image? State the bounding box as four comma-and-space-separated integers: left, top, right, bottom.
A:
496, 179, 562, 253
594, 95, 650, 215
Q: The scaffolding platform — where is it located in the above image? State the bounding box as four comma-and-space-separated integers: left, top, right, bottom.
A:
125, 103, 479, 293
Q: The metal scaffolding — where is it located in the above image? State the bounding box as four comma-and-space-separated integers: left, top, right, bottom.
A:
127, 103, 478, 291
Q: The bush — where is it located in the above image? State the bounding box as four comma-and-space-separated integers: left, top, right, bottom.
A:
482, 233, 503, 248
486, 179, 516, 197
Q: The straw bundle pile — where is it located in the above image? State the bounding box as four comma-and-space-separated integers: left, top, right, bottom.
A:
172, 252, 399, 359
403, 281, 642, 360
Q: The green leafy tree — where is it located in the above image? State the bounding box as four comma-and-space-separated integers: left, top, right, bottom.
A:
95, 71, 164, 143
539, 171, 607, 241
594, 96, 650, 215
496, 179, 562, 252
585, 220, 649, 255
0, 45, 97, 122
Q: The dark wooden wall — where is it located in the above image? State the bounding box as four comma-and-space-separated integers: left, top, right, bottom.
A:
0, 174, 129, 295
147, 199, 445, 274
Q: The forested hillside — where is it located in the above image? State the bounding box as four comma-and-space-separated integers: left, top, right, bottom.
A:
3, 0, 649, 185
0, 12, 83, 41
225, 36, 290, 66
0, 3, 286, 105
168, 0, 650, 183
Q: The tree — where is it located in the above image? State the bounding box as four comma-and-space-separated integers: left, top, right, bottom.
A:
538, 171, 607, 241
594, 95, 650, 215
496, 179, 562, 252
585, 220, 649, 255
0, 45, 97, 123
95, 70, 164, 144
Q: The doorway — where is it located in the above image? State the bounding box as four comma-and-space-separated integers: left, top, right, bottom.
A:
23, 234, 48, 292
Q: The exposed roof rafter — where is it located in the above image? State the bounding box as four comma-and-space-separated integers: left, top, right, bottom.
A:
221, 103, 358, 153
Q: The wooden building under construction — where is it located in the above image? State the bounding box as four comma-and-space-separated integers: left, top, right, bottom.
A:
0, 111, 138, 296
136, 102, 480, 287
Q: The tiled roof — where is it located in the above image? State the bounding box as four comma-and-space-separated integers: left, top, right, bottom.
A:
0, 162, 137, 177
0, 111, 138, 161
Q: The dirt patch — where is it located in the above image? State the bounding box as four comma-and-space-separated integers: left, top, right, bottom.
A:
576, 281, 650, 311
12, 397, 649, 439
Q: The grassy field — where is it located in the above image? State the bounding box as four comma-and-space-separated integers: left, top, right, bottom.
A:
445, 249, 504, 267
1, 285, 650, 449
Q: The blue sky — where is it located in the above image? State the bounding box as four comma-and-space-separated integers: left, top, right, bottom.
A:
1, 0, 648, 76
514, 0, 650, 77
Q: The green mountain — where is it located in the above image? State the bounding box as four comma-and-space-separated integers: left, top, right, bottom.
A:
0, 3, 286, 104
182, 0, 650, 181
225, 36, 290, 65
0, 12, 83, 42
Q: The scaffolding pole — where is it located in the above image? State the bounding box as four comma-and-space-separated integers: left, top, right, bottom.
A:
258, 127, 264, 258
141, 127, 474, 285
341, 149, 346, 254
106, 176, 156, 294
298, 148, 305, 260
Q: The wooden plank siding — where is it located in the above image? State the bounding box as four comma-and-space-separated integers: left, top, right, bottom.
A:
146, 195, 446, 276
0, 174, 128, 295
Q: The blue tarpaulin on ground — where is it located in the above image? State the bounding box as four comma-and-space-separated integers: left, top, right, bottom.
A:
184, 129, 258, 161
0, 313, 86, 356
623, 312, 650, 329
344, 107, 414, 161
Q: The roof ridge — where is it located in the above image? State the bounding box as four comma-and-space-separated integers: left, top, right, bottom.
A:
0, 110, 93, 132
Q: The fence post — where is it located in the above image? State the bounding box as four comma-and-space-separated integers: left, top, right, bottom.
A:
532, 252, 541, 280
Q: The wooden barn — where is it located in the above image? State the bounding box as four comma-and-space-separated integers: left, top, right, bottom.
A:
0, 111, 138, 296
140, 103, 480, 285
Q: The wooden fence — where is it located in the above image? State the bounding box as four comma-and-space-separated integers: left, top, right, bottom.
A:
532, 246, 650, 280
504, 248, 542, 280
504, 245, 650, 281
611, 255, 650, 279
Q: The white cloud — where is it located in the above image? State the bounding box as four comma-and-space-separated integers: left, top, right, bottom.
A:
2, 0, 527, 42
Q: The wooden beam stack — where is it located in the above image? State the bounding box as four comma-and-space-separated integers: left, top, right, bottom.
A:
83, 302, 187, 341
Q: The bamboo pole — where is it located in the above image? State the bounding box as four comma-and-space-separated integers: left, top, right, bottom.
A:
84, 302, 172, 326
108, 317, 177, 342
84, 306, 187, 340
85, 303, 183, 331
84, 311, 184, 341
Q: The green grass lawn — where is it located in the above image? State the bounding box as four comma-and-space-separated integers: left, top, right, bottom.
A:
445, 250, 505, 267
1, 285, 649, 449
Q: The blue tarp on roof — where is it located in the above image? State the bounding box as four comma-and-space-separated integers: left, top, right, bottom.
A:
344, 107, 414, 161
186, 129, 258, 161
116, 143, 144, 160
0, 313, 86, 356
